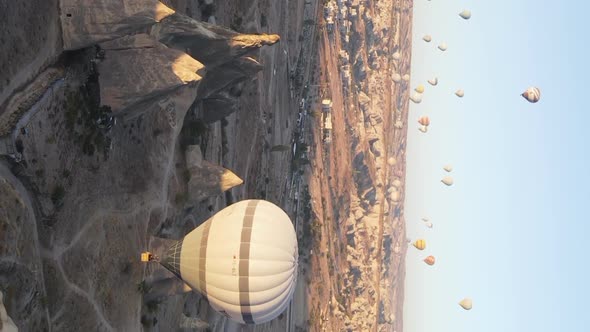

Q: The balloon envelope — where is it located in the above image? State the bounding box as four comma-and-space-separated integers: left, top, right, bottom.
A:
418, 116, 430, 126
413, 239, 426, 250
459, 10, 472, 19
438, 43, 447, 51
441, 176, 454, 186
428, 77, 438, 86
423, 35, 432, 42
522, 86, 541, 103
158, 200, 298, 324
459, 298, 473, 310
443, 164, 453, 172
423, 256, 436, 265
455, 89, 464, 97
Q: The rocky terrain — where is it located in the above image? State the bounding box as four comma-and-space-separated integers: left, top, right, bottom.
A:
302, 0, 413, 331
0, 0, 413, 331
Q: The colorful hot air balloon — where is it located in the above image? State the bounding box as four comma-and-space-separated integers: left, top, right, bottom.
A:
459, 10, 472, 20
418, 116, 430, 126
415, 84, 425, 93
141, 200, 298, 324
521, 86, 541, 103
459, 298, 473, 310
423, 256, 436, 265
413, 239, 426, 250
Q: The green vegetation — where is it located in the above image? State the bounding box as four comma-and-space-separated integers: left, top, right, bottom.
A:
271, 144, 290, 152
51, 185, 65, 206
64, 90, 112, 157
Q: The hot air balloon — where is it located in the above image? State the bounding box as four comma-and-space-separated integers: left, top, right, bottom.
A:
425, 222, 433, 228
455, 89, 464, 97
521, 86, 541, 103
459, 298, 473, 310
423, 35, 432, 42
392, 73, 402, 83
423, 256, 436, 266
392, 51, 401, 61
413, 239, 426, 250
441, 176, 454, 186
443, 164, 453, 172
415, 84, 425, 93
402, 74, 411, 82
410, 93, 423, 104
418, 126, 427, 133
428, 77, 438, 86
459, 10, 472, 20
438, 43, 447, 51
141, 200, 298, 324
418, 116, 430, 126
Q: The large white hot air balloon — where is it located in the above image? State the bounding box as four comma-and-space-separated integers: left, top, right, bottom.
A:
142, 200, 298, 324
455, 89, 464, 98
438, 43, 448, 51
459, 10, 472, 20
423, 35, 432, 42
521, 86, 541, 103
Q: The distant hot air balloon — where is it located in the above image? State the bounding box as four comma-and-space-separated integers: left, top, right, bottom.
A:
402, 74, 411, 82
459, 10, 472, 20
443, 164, 453, 172
423, 256, 436, 265
425, 222, 433, 228
455, 89, 464, 97
423, 35, 432, 42
441, 176, 454, 186
521, 86, 541, 103
438, 43, 448, 51
421, 217, 429, 222
459, 298, 473, 310
392, 73, 402, 83
428, 77, 438, 86
415, 84, 425, 93
141, 200, 298, 324
410, 93, 423, 104
418, 116, 430, 126
392, 51, 401, 61
413, 239, 426, 250
418, 126, 427, 133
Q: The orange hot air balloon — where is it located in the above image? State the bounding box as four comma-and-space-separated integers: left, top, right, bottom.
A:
418, 116, 430, 127
423, 256, 436, 266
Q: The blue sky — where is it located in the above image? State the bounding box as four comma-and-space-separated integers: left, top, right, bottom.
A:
403, 1, 590, 331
